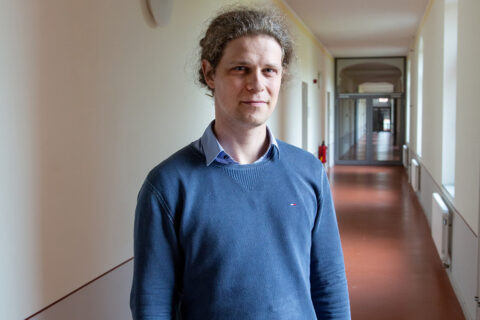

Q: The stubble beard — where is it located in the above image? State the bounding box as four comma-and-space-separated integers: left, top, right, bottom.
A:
235, 103, 273, 129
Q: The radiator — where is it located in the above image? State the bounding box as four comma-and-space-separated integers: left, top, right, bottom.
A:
410, 158, 420, 192
431, 193, 451, 267
402, 145, 408, 168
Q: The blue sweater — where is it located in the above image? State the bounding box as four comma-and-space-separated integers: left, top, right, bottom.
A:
130, 140, 350, 319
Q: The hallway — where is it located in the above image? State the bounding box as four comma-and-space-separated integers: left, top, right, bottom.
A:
4, 0, 479, 318
329, 166, 465, 320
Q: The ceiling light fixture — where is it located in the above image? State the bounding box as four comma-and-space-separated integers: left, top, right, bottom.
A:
146, 0, 174, 27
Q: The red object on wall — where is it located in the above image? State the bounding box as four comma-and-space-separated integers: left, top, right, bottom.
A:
318, 141, 327, 164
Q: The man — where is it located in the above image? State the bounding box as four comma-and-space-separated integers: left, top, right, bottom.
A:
130, 7, 350, 320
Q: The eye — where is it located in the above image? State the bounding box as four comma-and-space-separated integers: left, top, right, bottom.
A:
263, 67, 278, 76
232, 66, 247, 72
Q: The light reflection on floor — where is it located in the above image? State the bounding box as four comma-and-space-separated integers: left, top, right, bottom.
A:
339, 131, 401, 161
329, 165, 465, 320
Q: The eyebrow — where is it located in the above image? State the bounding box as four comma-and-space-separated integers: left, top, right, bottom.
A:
264, 63, 282, 69
227, 61, 282, 69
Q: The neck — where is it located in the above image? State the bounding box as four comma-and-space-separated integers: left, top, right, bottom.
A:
213, 120, 270, 165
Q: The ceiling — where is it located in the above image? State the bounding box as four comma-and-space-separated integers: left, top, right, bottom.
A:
284, 0, 430, 57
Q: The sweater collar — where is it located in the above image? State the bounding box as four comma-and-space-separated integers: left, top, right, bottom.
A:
200, 121, 279, 166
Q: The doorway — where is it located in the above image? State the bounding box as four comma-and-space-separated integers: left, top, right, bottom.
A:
335, 93, 404, 165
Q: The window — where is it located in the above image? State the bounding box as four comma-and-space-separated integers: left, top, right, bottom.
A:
406, 59, 411, 144
416, 37, 424, 157
442, 0, 458, 197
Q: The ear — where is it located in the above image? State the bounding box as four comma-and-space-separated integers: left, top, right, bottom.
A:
201, 59, 215, 90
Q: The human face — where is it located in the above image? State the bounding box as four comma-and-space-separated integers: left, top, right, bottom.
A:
202, 35, 283, 130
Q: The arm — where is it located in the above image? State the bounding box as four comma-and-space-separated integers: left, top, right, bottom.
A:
130, 178, 182, 320
310, 169, 351, 319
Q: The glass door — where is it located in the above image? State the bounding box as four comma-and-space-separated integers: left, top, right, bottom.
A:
337, 98, 368, 161
335, 94, 404, 165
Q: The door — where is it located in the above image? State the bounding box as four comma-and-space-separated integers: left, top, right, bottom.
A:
335, 94, 404, 165
302, 82, 308, 150
336, 97, 368, 162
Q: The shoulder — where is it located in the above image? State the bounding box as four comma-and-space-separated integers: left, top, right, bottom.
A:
274, 141, 333, 210
277, 140, 322, 167
146, 142, 204, 188
276, 140, 327, 183
137, 142, 207, 215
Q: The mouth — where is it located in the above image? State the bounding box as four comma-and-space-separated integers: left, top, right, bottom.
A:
241, 100, 268, 107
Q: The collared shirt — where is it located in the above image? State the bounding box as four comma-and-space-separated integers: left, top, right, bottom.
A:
192, 121, 279, 166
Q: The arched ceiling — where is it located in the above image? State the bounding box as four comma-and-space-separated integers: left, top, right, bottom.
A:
337, 62, 404, 92
340, 62, 402, 84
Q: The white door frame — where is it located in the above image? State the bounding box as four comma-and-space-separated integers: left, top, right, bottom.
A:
302, 82, 308, 150
477, 163, 480, 320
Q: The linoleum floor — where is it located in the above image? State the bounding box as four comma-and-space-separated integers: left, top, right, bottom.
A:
329, 165, 465, 320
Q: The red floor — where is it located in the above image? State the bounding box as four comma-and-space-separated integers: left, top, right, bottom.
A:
339, 131, 401, 161
329, 166, 465, 320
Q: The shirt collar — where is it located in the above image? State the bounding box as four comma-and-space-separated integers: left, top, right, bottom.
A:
200, 121, 279, 166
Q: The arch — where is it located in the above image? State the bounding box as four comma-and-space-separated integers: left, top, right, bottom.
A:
339, 62, 403, 93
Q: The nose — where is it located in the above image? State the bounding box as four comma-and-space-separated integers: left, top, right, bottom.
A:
245, 69, 265, 92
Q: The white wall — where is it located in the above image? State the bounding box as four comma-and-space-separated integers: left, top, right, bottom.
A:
326, 59, 335, 166
455, 0, 480, 235
251, 0, 335, 158
272, 0, 333, 157
409, 0, 480, 318
0, 0, 333, 318
410, 0, 479, 236
0, 1, 216, 318
418, 0, 445, 183
0, 3, 42, 318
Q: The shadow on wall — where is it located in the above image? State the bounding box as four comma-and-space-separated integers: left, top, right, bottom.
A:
29, 261, 133, 319
139, 0, 158, 28
26, 0, 164, 317
33, 0, 118, 315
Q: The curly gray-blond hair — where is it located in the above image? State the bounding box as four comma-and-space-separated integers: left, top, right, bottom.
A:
198, 7, 294, 93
